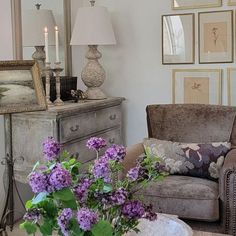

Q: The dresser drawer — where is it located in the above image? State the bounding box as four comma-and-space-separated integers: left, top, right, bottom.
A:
62, 127, 122, 164
59, 105, 121, 143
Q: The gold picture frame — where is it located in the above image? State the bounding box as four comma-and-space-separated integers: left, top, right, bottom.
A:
227, 68, 236, 106
198, 10, 234, 64
0, 60, 47, 114
172, 0, 222, 10
228, 0, 236, 6
162, 13, 195, 65
172, 69, 222, 105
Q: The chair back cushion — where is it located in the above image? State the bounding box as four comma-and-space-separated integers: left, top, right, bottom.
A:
146, 104, 236, 146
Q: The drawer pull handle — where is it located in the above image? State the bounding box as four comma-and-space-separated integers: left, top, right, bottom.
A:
109, 114, 116, 120
70, 125, 79, 132
109, 138, 115, 144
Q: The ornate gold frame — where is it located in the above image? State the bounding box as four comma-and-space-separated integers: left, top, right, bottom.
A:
162, 13, 195, 65
172, 0, 222, 10
198, 10, 234, 64
0, 60, 47, 114
172, 69, 222, 105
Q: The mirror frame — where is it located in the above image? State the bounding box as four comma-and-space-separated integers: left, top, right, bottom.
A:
11, 0, 72, 76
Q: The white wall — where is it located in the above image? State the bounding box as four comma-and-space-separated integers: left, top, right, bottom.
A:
0, 0, 14, 215
71, 0, 233, 146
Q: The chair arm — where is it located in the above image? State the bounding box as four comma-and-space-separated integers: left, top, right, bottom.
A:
219, 149, 236, 235
123, 143, 144, 174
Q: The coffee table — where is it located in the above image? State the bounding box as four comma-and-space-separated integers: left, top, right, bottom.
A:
193, 231, 231, 236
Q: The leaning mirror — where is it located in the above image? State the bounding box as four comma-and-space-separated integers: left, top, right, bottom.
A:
162, 13, 195, 65
11, 0, 72, 76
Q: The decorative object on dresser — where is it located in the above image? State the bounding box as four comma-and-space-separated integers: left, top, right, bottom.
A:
198, 10, 233, 64
172, 69, 222, 105
70, 0, 116, 100
22, 4, 56, 74
42, 76, 77, 102
71, 89, 88, 102
172, 0, 222, 10
162, 13, 195, 65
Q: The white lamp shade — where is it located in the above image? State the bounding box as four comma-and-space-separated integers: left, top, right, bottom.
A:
70, 6, 116, 46
22, 9, 56, 47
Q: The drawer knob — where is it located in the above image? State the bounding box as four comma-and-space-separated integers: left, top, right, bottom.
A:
70, 125, 79, 132
109, 138, 115, 144
109, 114, 116, 120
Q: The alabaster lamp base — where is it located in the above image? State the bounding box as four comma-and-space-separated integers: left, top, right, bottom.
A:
81, 45, 107, 100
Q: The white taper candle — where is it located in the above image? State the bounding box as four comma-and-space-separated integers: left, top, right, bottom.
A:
55, 26, 59, 62
44, 27, 49, 63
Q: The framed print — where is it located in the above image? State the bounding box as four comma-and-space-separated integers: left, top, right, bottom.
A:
0, 60, 47, 114
162, 13, 195, 65
198, 10, 233, 64
228, 0, 236, 5
227, 68, 236, 105
173, 69, 222, 105
172, 0, 222, 10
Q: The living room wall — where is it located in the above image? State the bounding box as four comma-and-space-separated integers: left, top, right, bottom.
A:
71, 0, 232, 146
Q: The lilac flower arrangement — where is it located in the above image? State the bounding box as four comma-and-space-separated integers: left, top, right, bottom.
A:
20, 137, 167, 236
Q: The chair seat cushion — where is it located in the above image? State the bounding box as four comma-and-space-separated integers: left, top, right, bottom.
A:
135, 175, 219, 221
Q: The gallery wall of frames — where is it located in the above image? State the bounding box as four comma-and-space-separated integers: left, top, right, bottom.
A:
163, 0, 236, 106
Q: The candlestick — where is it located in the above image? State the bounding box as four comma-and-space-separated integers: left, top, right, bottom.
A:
53, 62, 64, 106
43, 62, 53, 105
55, 26, 59, 62
44, 27, 49, 63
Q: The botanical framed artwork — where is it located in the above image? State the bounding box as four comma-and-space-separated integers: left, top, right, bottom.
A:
172, 0, 222, 10
227, 68, 236, 105
0, 60, 47, 114
228, 0, 236, 5
198, 10, 233, 64
172, 69, 222, 105
162, 13, 195, 65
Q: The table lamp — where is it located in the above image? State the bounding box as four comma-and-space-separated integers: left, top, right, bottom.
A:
70, 0, 116, 100
22, 4, 56, 73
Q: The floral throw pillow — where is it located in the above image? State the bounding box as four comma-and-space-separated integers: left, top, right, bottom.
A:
143, 138, 231, 180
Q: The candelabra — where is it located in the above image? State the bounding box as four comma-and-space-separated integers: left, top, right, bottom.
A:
43, 62, 53, 106
53, 62, 64, 106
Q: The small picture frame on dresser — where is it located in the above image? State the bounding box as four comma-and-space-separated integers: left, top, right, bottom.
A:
0, 60, 47, 115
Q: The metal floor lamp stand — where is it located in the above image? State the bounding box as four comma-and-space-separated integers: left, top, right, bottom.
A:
0, 114, 24, 236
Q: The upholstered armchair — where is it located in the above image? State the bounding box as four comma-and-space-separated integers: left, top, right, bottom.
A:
123, 104, 236, 235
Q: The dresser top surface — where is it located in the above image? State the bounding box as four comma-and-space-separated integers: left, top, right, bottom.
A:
12, 97, 125, 118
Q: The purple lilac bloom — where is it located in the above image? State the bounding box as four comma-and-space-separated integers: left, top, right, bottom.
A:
105, 144, 126, 162
43, 137, 61, 161
57, 208, 73, 236
110, 188, 128, 205
77, 208, 98, 231
127, 166, 140, 182
92, 155, 111, 183
74, 179, 92, 203
28, 172, 48, 194
86, 137, 107, 152
122, 200, 145, 220
49, 165, 72, 191
23, 209, 41, 223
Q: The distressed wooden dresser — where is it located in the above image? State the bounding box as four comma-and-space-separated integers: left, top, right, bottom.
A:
12, 97, 124, 183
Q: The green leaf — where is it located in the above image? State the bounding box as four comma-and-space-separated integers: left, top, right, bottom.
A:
25, 200, 33, 210
20, 221, 37, 235
60, 150, 71, 160
40, 200, 58, 217
91, 220, 113, 236
103, 184, 113, 193
70, 218, 84, 236
62, 199, 77, 210
40, 221, 53, 235
69, 158, 76, 165
32, 192, 48, 205
53, 188, 75, 201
